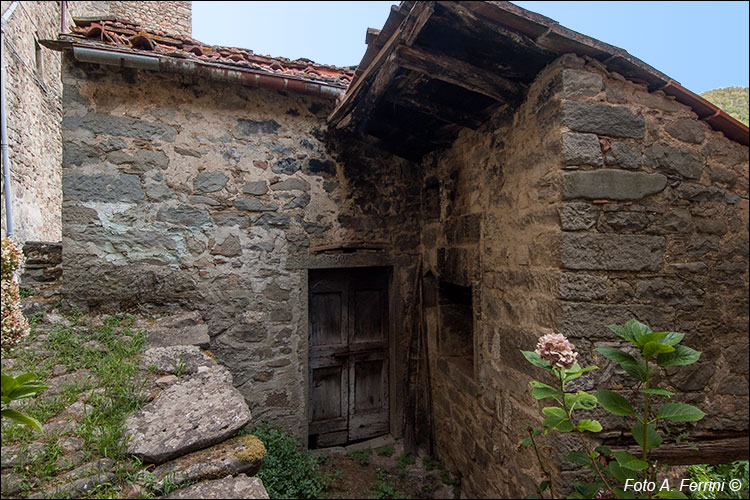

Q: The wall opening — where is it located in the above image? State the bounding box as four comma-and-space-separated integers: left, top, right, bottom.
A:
437, 280, 474, 377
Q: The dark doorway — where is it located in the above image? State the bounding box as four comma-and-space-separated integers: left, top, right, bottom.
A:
308, 267, 390, 448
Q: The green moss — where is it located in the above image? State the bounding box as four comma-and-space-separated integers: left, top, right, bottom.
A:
232, 434, 266, 464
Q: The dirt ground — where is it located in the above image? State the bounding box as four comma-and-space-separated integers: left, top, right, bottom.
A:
314, 439, 458, 499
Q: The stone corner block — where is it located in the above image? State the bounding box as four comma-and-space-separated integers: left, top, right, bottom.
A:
561, 69, 603, 99
562, 132, 603, 166
562, 101, 645, 139
561, 233, 666, 271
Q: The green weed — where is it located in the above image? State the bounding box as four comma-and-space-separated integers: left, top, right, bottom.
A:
251, 420, 338, 499
396, 450, 415, 476
422, 455, 437, 471
687, 460, 749, 499
376, 445, 395, 457
347, 447, 372, 466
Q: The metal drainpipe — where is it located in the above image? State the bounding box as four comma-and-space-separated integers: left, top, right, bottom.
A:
1, 1, 20, 239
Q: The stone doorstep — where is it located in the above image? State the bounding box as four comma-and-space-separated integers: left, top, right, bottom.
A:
309, 434, 397, 457
343, 434, 397, 453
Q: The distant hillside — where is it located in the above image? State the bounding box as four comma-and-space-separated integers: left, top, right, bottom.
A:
700, 86, 749, 127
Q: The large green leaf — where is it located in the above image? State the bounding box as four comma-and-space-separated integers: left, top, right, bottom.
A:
566, 451, 590, 466
529, 381, 562, 401
575, 481, 604, 498
594, 389, 635, 416
576, 419, 602, 433
1, 408, 44, 432
613, 487, 637, 499
655, 403, 705, 422
632, 422, 663, 451
637, 331, 668, 348
624, 319, 652, 344
642, 341, 675, 359
657, 345, 701, 366
595, 346, 638, 367
1, 373, 18, 398
656, 332, 684, 346
606, 461, 638, 483
542, 407, 574, 433
563, 365, 598, 383
614, 450, 648, 471
607, 323, 636, 344
7, 383, 49, 401
622, 359, 649, 382
564, 390, 598, 411
654, 490, 689, 499
521, 351, 552, 370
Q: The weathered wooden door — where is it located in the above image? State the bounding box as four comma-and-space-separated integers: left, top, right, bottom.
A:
308, 268, 389, 448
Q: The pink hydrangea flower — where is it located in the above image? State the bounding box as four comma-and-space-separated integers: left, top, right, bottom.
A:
535, 333, 578, 370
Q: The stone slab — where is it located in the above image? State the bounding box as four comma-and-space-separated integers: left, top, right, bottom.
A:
562, 169, 667, 201
153, 434, 265, 490
125, 365, 252, 464
163, 474, 269, 499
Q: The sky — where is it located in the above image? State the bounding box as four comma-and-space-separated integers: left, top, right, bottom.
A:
192, 1, 749, 94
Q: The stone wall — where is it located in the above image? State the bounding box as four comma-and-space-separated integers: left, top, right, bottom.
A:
60, 56, 421, 437
1, 0, 65, 243
422, 55, 749, 498
105, 1, 191, 37
0, 1, 191, 245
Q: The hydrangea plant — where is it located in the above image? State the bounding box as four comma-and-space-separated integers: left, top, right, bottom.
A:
519, 320, 704, 499
1, 237, 29, 348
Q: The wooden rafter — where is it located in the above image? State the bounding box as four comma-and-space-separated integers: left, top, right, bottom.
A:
385, 92, 487, 129
393, 44, 525, 102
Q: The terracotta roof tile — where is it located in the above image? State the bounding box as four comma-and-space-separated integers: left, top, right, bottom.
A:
65, 18, 354, 88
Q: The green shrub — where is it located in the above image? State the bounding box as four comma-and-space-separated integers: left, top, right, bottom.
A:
250, 421, 338, 499
687, 461, 749, 499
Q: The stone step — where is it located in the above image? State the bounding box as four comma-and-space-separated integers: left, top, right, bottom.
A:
27, 458, 115, 499
161, 474, 269, 499
139, 345, 216, 375
152, 434, 266, 491
125, 362, 252, 464
144, 311, 211, 349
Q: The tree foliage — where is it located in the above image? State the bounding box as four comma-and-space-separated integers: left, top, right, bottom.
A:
700, 87, 749, 126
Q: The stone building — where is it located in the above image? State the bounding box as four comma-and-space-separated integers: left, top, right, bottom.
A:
10, 1, 750, 497
1, 1, 190, 242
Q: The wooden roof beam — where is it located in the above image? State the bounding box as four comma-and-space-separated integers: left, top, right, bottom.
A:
329, 2, 435, 128
385, 93, 487, 129
394, 44, 526, 102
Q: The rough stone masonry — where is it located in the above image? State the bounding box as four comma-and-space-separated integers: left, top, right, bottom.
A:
54, 30, 748, 500
60, 54, 422, 438
416, 55, 748, 497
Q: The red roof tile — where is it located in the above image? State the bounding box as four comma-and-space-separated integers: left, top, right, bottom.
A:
64, 18, 354, 89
